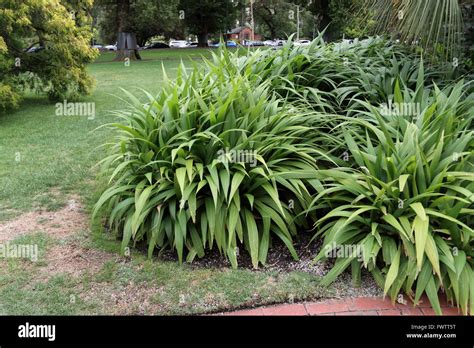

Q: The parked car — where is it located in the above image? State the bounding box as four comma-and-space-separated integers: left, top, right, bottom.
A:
294, 39, 311, 47
242, 40, 264, 47
263, 40, 276, 47
188, 42, 199, 48
169, 40, 189, 48
271, 40, 287, 49
144, 42, 170, 49
209, 41, 237, 48
104, 43, 117, 51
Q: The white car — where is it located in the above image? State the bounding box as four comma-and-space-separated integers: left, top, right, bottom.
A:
263, 40, 276, 47
242, 40, 264, 47
169, 40, 189, 48
104, 43, 117, 51
294, 39, 311, 47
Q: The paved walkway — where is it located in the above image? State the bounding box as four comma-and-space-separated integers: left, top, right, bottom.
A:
219, 296, 462, 316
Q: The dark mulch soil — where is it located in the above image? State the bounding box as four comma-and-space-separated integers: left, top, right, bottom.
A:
157, 232, 329, 276
128, 230, 383, 298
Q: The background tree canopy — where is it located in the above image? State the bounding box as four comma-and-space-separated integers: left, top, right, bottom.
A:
95, 0, 183, 47
1, 0, 470, 113
179, 0, 239, 46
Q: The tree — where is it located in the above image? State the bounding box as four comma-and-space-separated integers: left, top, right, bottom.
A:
326, 0, 374, 39
95, 0, 141, 60
129, 0, 182, 47
252, 0, 309, 39
0, 0, 98, 111
251, 0, 363, 41
96, 0, 182, 47
460, 2, 473, 67
290, 0, 365, 41
253, 0, 287, 39
291, 0, 332, 40
179, 0, 239, 47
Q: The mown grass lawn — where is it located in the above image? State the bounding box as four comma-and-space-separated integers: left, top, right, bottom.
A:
0, 47, 251, 221
0, 231, 337, 315
0, 48, 213, 221
0, 48, 367, 315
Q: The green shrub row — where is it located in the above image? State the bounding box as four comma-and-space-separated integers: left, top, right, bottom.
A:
95, 37, 473, 314
94, 70, 337, 268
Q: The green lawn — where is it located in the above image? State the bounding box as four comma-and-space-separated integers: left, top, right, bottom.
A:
0, 49, 201, 220
0, 48, 367, 315
0, 47, 249, 221
0, 231, 339, 315
94, 47, 215, 63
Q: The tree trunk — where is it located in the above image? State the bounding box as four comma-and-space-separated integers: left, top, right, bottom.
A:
114, 0, 140, 61
317, 0, 333, 42
198, 32, 208, 47
260, 8, 277, 39
115, 32, 141, 61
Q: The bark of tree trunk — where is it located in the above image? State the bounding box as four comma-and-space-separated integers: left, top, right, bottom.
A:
260, 10, 276, 39
198, 32, 208, 47
114, 36, 141, 61
114, 0, 140, 61
317, 0, 333, 42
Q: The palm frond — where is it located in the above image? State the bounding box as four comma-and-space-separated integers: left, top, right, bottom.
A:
363, 0, 464, 59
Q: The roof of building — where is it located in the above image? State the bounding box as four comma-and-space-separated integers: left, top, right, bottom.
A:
227, 26, 252, 34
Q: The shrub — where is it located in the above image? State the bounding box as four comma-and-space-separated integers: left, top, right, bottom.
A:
0, 0, 98, 108
95, 39, 473, 314
307, 77, 474, 314
94, 64, 335, 268
0, 83, 21, 111
219, 36, 458, 115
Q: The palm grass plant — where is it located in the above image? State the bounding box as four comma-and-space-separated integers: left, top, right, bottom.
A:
307, 76, 474, 314
94, 62, 337, 268
216, 36, 458, 116
94, 39, 473, 314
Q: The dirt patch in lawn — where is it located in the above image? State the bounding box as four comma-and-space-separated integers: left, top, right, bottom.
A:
0, 190, 382, 314
0, 193, 117, 281
0, 195, 88, 243
38, 243, 116, 281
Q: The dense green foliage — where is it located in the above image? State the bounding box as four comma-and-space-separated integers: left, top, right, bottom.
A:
0, 0, 98, 110
94, 63, 334, 268
362, 0, 466, 60
94, 0, 182, 47
96, 37, 473, 314
252, 0, 314, 40
220, 36, 459, 115
309, 79, 473, 315
178, 0, 239, 46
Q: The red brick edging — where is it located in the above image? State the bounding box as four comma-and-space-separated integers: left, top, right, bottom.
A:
217, 296, 463, 316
